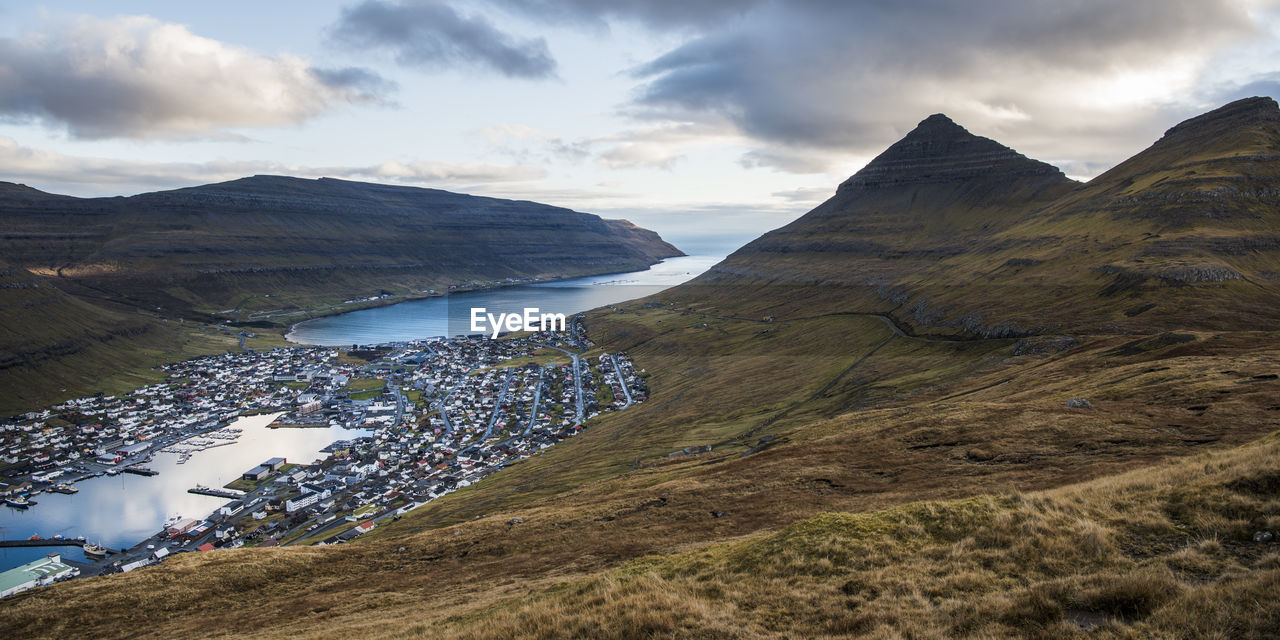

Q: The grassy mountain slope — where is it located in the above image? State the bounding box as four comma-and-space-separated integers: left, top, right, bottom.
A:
3, 99, 1279, 638
0, 258, 251, 414
677, 98, 1280, 338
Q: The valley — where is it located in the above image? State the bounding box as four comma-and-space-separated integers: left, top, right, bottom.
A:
2, 98, 1280, 639
0, 177, 681, 417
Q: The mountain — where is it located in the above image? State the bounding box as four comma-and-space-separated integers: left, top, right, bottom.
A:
0, 176, 681, 414
4, 100, 1280, 639
674, 111, 1078, 326
0, 175, 681, 319
679, 97, 1280, 337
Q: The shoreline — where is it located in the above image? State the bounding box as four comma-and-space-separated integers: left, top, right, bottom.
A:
281, 257, 688, 345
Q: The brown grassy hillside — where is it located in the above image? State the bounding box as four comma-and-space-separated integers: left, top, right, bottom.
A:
2, 99, 1278, 638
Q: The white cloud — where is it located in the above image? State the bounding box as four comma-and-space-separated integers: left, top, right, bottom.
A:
0, 15, 392, 139
0, 137, 542, 195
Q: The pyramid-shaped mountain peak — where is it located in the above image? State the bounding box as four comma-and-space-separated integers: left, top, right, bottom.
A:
839, 113, 1066, 192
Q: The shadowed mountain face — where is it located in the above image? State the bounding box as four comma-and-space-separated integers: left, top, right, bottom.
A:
0, 176, 681, 414
0, 176, 681, 317
680, 97, 1280, 337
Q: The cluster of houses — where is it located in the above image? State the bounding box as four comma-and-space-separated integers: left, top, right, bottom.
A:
1, 324, 650, 574
0, 346, 351, 500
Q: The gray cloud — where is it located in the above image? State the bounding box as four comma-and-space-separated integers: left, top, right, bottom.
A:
631, 1, 1256, 148
0, 15, 393, 140
486, 0, 766, 31
311, 66, 400, 97
331, 1, 557, 79
1213, 72, 1280, 104
492, 0, 1270, 174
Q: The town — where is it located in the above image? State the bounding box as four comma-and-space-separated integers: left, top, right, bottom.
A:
0, 319, 648, 597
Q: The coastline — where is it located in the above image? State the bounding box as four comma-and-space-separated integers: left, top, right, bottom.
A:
282, 257, 689, 345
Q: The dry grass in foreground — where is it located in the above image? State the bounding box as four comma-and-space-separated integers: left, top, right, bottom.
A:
429, 431, 1280, 639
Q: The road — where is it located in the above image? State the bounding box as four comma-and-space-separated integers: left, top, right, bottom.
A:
481, 369, 513, 441
521, 367, 545, 436
391, 384, 405, 425
571, 353, 585, 423
432, 366, 477, 435
608, 353, 633, 409
541, 343, 586, 424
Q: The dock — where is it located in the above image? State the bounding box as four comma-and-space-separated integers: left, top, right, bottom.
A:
0, 539, 118, 554
188, 486, 243, 499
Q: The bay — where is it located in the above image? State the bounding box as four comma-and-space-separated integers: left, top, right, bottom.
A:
0, 413, 371, 570
286, 254, 722, 346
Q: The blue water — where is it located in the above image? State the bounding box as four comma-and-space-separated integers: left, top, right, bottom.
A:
286, 254, 723, 346
0, 414, 371, 571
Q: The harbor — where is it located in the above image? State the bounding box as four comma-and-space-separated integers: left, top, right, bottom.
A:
1, 413, 367, 572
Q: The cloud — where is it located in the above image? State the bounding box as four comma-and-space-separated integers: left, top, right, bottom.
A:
482, 121, 740, 170
489, 0, 1274, 174
770, 186, 833, 204
0, 15, 393, 140
740, 150, 838, 175
366, 159, 545, 182
331, 0, 557, 79
486, 0, 767, 31
0, 137, 543, 196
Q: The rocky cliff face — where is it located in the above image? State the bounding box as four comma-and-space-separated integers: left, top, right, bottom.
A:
674, 98, 1280, 336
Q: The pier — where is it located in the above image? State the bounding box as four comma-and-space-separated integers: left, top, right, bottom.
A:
0, 539, 118, 554
188, 486, 243, 499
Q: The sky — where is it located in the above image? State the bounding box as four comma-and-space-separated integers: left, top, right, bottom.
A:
1, 0, 1279, 250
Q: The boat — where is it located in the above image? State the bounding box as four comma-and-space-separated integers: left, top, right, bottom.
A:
6, 496, 31, 508
82, 541, 109, 558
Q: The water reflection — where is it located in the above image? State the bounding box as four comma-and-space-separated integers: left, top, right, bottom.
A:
0, 413, 370, 570
286, 254, 722, 346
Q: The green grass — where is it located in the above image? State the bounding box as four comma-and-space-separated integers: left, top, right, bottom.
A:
344, 377, 387, 393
